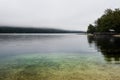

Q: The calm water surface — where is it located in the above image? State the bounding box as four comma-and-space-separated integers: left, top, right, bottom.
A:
0, 34, 101, 61
0, 34, 120, 80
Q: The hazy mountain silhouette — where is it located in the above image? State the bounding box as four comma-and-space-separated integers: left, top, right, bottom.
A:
0, 26, 85, 33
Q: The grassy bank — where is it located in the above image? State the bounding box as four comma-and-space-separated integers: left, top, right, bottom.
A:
0, 53, 120, 80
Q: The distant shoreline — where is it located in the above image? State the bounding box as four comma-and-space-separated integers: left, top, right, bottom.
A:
0, 33, 86, 36
0, 26, 86, 33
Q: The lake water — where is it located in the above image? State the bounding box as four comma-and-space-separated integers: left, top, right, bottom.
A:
0, 34, 120, 80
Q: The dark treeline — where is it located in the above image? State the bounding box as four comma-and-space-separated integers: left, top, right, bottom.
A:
0, 26, 84, 33
87, 8, 120, 34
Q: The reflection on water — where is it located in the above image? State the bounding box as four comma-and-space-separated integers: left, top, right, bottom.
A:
1, 34, 120, 64
87, 35, 120, 64
0, 34, 120, 80
0, 34, 120, 64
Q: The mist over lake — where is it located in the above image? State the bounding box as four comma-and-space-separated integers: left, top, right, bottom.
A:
0, 0, 120, 79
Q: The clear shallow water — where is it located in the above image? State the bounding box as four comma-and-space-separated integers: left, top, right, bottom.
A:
0, 34, 120, 80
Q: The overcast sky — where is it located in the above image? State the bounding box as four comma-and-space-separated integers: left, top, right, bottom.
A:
0, 0, 120, 31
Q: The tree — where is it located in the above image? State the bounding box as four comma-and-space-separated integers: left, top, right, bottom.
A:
87, 24, 95, 34
88, 8, 120, 33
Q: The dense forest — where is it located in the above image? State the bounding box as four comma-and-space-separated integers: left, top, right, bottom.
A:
0, 26, 84, 33
87, 8, 120, 34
